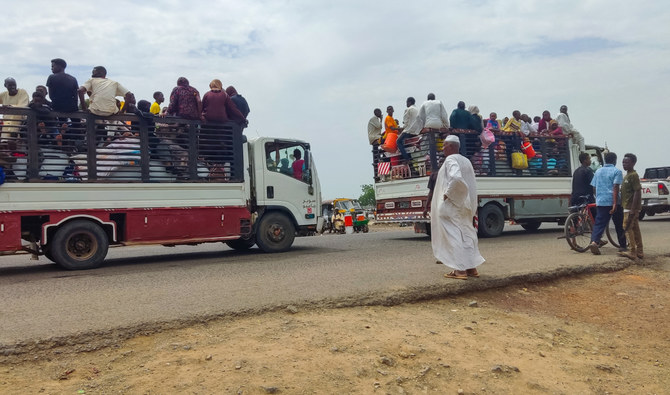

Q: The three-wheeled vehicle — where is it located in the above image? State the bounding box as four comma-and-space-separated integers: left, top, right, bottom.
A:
321, 199, 345, 234
351, 199, 369, 233
320, 198, 369, 234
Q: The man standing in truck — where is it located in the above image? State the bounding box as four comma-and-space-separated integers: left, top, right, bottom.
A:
431, 135, 485, 279
619, 153, 644, 260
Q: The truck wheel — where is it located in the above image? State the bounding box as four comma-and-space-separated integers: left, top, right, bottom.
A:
638, 210, 646, 221
362, 225, 369, 233
478, 204, 504, 238
255, 212, 295, 253
42, 246, 56, 262
51, 220, 109, 270
226, 236, 256, 251
520, 220, 541, 232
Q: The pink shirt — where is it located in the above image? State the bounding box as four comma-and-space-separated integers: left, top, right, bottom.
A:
292, 159, 304, 180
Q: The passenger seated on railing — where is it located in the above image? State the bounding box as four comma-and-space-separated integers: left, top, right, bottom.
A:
150, 91, 164, 115
406, 93, 450, 136
396, 97, 419, 163
166, 77, 201, 121
485, 112, 500, 132
0, 77, 30, 139
380, 105, 401, 153
225, 86, 250, 121
35, 85, 51, 106
78, 66, 134, 117
548, 120, 563, 137
532, 116, 541, 131
367, 108, 383, 147
47, 58, 79, 114
537, 110, 553, 134
449, 101, 470, 129
556, 105, 585, 153
520, 114, 536, 137
202, 79, 245, 124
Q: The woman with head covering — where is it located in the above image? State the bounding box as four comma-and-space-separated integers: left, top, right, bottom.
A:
200, 79, 247, 164
202, 79, 245, 124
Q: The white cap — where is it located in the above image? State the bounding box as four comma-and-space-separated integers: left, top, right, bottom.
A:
445, 135, 460, 143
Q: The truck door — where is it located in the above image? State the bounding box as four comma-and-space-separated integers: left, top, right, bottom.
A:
259, 140, 318, 227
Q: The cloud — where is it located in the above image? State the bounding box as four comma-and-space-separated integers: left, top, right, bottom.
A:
1, 0, 669, 199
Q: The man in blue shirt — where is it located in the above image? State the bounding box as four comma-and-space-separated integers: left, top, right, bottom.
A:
589, 152, 626, 254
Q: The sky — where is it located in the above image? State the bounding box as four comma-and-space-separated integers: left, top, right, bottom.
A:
2, 0, 669, 200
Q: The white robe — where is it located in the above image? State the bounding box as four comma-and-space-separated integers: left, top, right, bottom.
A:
431, 154, 485, 271
556, 112, 585, 152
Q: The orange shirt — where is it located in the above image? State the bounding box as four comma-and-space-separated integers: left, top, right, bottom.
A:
384, 115, 398, 139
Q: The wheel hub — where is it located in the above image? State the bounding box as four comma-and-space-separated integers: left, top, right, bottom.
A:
66, 232, 97, 260
267, 224, 285, 242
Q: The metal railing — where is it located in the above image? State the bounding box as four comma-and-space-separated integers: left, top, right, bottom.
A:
0, 107, 244, 183
372, 129, 571, 180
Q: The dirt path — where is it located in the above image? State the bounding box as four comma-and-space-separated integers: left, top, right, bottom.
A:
2, 260, 669, 394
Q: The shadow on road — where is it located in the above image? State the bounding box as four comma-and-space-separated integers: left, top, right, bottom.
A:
0, 244, 334, 279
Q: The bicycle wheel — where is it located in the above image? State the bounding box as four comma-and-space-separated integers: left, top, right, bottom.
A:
564, 212, 592, 252
606, 220, 621, 249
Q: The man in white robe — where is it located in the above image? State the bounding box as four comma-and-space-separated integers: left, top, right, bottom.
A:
404, 93, 449, 135
556, 105, 585, 153
429, 135, 485, 279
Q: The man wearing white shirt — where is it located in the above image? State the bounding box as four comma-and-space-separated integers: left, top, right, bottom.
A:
0, 78, 30, 139
556, 105, 585, 152
520, 114, 537, 136
397, 97, 419, 162
406, 93, 449, 135
78, 66, 134, 116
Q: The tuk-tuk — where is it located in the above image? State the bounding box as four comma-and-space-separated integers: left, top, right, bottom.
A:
321, 199, 345, 234
321, 198, 369, 234
351, 199, 369, 233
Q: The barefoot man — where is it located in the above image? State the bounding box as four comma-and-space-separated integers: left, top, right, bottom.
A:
430, 135, 485, 279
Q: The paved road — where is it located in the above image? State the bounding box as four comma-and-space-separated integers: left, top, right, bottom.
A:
1, 216, 669, 347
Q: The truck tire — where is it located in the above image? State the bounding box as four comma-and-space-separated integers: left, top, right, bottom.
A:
226, 236, 256, 251
478, 204, 505, 238
520, 220, 541, 232
255, 212, 296, 253
42, 247, 56, 263
638, 210, 646, 221
50, 220, 109, 270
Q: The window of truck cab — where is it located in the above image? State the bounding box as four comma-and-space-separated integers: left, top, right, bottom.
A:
264, 141, 310, 183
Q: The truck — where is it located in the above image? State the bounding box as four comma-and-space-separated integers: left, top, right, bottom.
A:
372, 129, 605, 237
0, 106, 322, 269
640, 166, 670, 220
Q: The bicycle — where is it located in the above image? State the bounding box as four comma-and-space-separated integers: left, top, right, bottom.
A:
564, 196, 620, 252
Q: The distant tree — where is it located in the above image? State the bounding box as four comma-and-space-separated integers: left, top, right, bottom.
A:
358, 184, 375, 207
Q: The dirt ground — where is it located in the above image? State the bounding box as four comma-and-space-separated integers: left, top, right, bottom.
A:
1, 260, 669, 394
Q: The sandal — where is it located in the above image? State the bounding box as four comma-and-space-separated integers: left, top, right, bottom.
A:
444, 271, 467, 280
466, 268, 480, 277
